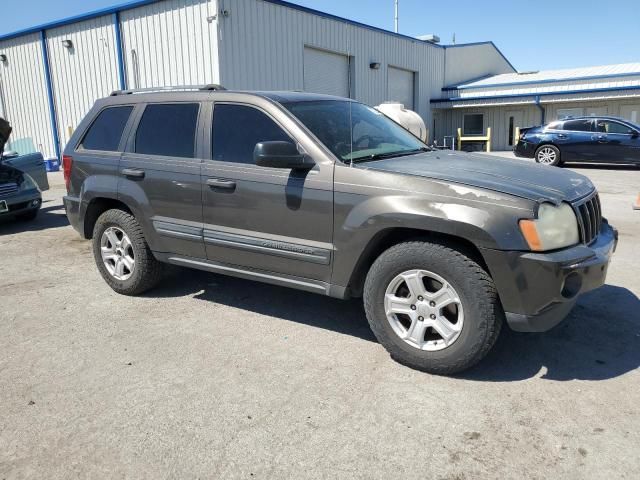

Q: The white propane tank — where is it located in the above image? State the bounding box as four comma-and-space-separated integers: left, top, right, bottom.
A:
375, 102, 427, 142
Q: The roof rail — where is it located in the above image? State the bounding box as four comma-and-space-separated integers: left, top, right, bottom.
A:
110, 84, 226, 96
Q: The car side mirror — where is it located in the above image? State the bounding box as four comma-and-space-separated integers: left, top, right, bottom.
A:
254, 141, 314, 170
632, 130, 639, 138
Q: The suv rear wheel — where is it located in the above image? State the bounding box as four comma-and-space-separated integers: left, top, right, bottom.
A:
363, 241, 503, 375
92, 209, 164, 295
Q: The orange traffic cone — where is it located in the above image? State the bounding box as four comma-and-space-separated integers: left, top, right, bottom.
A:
634, 193, 640, 210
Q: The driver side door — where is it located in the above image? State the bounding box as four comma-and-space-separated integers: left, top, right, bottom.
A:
201, 101, 335, 285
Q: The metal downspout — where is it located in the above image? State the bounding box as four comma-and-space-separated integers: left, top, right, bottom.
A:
535, 95, 545, 124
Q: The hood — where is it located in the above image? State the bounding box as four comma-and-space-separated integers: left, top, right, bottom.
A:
359, 151, 594, 203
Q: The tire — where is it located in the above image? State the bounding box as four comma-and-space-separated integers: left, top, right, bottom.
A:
92, 209, 164, 295
534, 144, 561, 166
16, 209, 38, 221
363, 241, 503, 375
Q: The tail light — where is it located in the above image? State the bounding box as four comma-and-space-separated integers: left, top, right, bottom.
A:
62, 155, 73, 192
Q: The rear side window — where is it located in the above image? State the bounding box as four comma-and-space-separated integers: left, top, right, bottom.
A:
211, 104, 291, 164
562, 119, 594, 132
81, 106, 133, 151
135, 103, 199, 158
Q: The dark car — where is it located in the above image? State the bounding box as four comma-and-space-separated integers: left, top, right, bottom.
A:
514, 116, 640, 167
63, 87, 617, 374
0, 118, 48, 221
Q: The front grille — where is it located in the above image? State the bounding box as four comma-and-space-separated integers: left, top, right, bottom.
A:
573, 192, 602, 245
0, 182, 18, 196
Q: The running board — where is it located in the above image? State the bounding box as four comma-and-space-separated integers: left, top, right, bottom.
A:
158, 254, 336, 296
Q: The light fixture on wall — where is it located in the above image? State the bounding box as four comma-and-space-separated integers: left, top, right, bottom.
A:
62, 39, 74, 49
0, 54, 7, 64
369, 62, 381, 70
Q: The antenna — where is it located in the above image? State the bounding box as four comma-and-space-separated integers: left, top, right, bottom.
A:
394, 0, 399, 33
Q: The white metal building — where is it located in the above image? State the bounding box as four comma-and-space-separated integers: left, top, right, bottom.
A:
433, 63, 640, 151
0, 0, 515, 159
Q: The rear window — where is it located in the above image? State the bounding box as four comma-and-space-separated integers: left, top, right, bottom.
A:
135, 103, 199, 158
81, 106, 133, 151
561, 119, 594, 132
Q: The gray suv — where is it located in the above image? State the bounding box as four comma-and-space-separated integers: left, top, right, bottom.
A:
63, 86, 617, 374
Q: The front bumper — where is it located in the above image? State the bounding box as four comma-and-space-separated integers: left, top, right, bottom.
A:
481, 221, 618, 332
0, 189, 41, 216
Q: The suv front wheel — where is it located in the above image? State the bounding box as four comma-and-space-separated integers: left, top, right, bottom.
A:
363, 241, 503, 374
92, 209, 164, 295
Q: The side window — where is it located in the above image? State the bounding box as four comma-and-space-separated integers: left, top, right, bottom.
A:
212, 104, 291, 164
562, 119, 594, 132
546, 122, 562, 130
135, 103, 199, 158
596, 120, 635, 135
81, 106, 133, 152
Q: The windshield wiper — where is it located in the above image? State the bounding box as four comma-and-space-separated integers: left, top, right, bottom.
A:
349, 147, 430, 163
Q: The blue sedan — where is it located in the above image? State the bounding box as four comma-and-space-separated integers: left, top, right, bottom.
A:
514, 116, 640, 167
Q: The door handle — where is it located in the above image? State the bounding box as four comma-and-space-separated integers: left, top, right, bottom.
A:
121, 168, 145, 179
556, 133, 568, 139
592, 135, 608, 143
206, 177, 236, 191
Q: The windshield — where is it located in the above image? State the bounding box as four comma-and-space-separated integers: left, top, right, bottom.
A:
282, 100, 428, 163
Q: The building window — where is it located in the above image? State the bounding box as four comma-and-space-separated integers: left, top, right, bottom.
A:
463, 114, 484, 136
508, 116, 515, 146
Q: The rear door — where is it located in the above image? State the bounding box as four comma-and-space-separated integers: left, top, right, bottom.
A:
119, 102, 205, 258
3, 152, 49, 191
555, 119, 595, 161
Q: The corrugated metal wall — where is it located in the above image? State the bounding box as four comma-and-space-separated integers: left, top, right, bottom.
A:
0, 33, 55, 157
120, 0, 219, 89
434, 104, 541, 151
444, 44, 515, 88
216, 0, 445, 129
46, 15, 121, 148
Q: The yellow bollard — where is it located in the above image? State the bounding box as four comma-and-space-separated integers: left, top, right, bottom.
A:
457, 128, 462, 151
486, 127, 491, 152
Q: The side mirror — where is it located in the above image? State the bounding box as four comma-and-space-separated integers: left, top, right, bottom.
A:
632, 130, 639, 138
254, 141, 314, 170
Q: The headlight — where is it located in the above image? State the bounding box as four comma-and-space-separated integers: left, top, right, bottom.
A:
19, 174, 37, 191
519, 202, 579, 251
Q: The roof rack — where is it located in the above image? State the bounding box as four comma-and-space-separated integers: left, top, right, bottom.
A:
110, 84, 226, 96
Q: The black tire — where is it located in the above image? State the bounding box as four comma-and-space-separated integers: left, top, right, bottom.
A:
16, 209, 38, 221
92, 209, 164, 295
534, 144, 561, 166
363, 241, 503, 375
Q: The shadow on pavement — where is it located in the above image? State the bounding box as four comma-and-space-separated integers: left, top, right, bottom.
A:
565, 162, 640, 170
147, 268, 376, 343
149, 270, 639, 380
461, 284, 640, 382
0, 203, 69, 234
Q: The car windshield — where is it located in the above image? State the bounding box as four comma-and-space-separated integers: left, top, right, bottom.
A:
282, 100, 428, 163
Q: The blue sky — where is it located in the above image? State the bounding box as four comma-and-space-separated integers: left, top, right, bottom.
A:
1, 0, 638, 72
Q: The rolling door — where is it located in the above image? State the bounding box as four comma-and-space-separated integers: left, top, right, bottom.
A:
303, 47, 350, 98
387, 66, 415, 110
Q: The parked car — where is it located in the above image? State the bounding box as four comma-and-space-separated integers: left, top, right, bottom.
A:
515, 116, 640, 166
0, 118, 46, 221
63, 88, 617, 374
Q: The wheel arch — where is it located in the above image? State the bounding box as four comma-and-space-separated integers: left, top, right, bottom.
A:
346, 227, 489, 298
82, 197, 132, 239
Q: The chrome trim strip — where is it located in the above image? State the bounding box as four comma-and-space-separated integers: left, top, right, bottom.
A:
203, 229, 331, 265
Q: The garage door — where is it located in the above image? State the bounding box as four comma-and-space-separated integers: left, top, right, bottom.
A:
388, 66, 415, 110
303, 47, 350, 98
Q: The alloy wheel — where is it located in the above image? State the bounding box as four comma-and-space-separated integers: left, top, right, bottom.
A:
384, 269, 464, 351
100, 226, 135, 281
537, 147, 557, 164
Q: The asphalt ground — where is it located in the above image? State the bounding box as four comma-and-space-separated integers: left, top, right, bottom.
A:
1, 160, 639, 479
